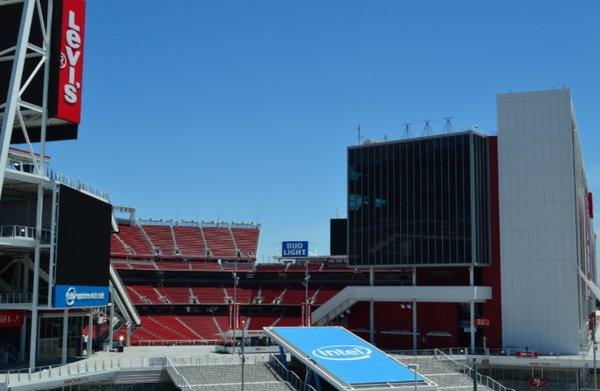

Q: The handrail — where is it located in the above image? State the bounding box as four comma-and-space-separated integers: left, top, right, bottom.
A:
133, 339, 220, 346
48, 169, 110, 202
165, 356, 193, 390
433, 349, 517, 391
109, 266, 141, 326
0, 292, 32, 304
3, 161, 110, 202
268, 353, 317, 391
138, 218, 260, 229
2, 353, 272, 386
0, 225, 50, 242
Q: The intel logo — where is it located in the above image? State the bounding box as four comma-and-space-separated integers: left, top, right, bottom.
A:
65, 287, 76, 306
312, 345, 372, 361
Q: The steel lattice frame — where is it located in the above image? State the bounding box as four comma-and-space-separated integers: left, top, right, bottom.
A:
0, 0, 53, 370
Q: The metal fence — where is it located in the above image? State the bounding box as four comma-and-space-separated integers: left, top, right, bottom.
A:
392, 349, 517, 391
268, 354, 317, 391
2, 354, 216, 386
0, 225, 50, 242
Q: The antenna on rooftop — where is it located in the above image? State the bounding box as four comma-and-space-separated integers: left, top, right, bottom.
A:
443, 117, 454, 133
357, 124, 362, 145
403, 123, 412, 139
422, 120, 433, 136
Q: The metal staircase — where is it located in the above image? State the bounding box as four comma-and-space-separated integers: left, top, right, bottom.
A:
392, 350, 516, 391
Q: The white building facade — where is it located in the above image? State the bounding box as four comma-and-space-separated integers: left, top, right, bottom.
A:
498, 88, 596, 354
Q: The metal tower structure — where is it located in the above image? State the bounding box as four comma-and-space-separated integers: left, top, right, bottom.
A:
443, 116, 454, 133
422, 120, 433, 136
0, 0, 54, 370
402, 122, 412, 139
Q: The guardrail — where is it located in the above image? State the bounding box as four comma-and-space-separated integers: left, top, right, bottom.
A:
268, 354, 316, 391
389, 346, 591, 361
392, 349, 516, 391
3, 353, 271, 386
165, 356, 193, 390
433, 349, 516, 391
0, 292, 32, 304
49, 170, 110, 201
0, 225, 50, 242
134, 339, 218, 347
168, 354, 271, 367
5, 161, 109, 202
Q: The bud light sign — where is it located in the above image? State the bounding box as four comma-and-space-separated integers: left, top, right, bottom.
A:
53, 284, 109, 308
282, 241, 309, 257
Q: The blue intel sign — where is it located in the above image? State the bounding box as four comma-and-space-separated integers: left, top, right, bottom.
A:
53, 285, 109, 308
270, 326, 423, 385
282, 241, 309, 257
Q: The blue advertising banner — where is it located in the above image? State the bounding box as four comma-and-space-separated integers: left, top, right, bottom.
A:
53, 284, 109, 308
270, 326, 423, 385
282, 241, 309, 257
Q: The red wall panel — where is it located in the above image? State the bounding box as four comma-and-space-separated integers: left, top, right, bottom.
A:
481, 136, 502, 348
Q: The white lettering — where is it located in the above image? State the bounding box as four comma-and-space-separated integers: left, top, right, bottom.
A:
62, 8, 83, 106
64, 84, 77, 103
68, 10, 80, 32
66, 29, 81, 49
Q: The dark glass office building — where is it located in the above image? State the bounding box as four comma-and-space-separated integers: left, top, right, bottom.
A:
348, 131, 490, 267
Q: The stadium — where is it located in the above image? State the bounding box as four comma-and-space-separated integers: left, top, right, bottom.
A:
0, 1, 599, 391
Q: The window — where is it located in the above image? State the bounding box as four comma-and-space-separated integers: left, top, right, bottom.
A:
348, 132, 490, 266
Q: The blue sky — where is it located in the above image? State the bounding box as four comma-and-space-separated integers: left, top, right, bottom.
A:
46, 1, 600, 260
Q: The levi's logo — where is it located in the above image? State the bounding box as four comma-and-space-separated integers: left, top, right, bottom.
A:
62, 10, 82, 104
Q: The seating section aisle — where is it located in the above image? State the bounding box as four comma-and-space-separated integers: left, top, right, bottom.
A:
116, 225, 153, 258
173, 226, 206, 257
202, 227, 237, 258
231, 228, 260, 257
144, 225, 176, 256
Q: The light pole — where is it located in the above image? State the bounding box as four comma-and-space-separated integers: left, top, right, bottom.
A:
232, 262, 239, 353
471, 357, 477, 391
238, 319, 247, 391
407, 363, 418, 391
594, 317, 598, 389
304, 262, 310, 326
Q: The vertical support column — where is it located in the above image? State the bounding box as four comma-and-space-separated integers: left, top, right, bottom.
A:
19, 258, 29, 362
0, 0, 37, 198
470, 266, 475, 354
15, 0, 42, 370
369, 267, 374, 344
108, 288, 115, 349
126, 322, 131, 347
29, 186, 44, 370
87, 311, 93, 356
412, 267, 417, 351
61, 309, 68, 364
47, 184, 57, 306
19, 316, 27, 362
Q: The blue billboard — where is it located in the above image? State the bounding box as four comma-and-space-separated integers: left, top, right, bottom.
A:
282, 241, 309, 257
53, 284, 109, 308
270, 326, 423, 385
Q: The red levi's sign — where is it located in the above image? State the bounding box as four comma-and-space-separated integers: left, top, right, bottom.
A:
55, 0, 86, 124
0, 311, 24, 328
